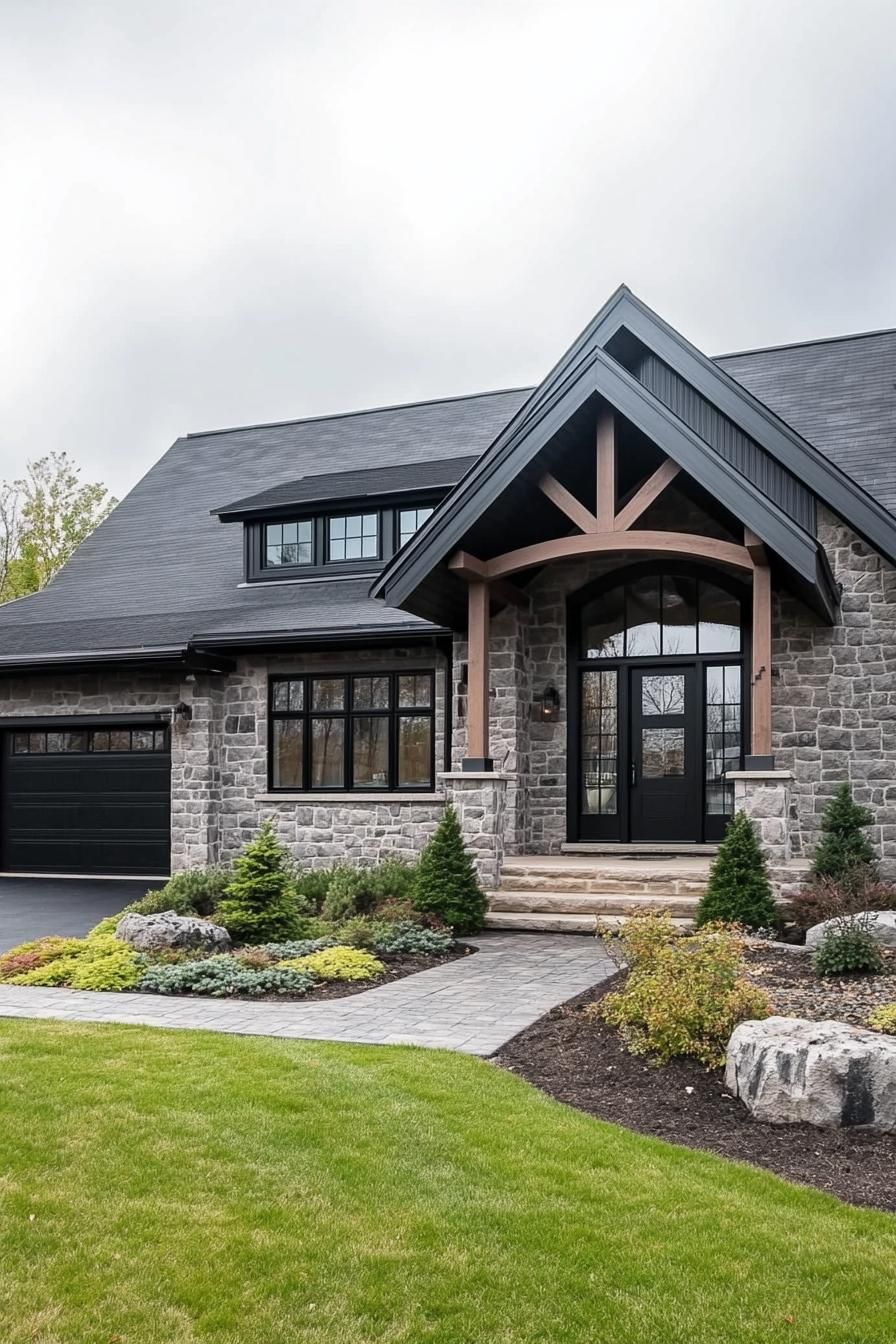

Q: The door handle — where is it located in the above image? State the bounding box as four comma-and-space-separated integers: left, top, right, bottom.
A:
630, 760, 638, 787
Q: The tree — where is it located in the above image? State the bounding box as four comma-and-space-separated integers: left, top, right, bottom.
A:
215, 822, 308, 944
412, 805, 487, 934
0, 452, 116, 602
812, 783, 877, 887
696, 810, 778, 930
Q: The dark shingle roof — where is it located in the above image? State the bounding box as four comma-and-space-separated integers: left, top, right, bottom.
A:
0, 388, 528, 661
213, 454, 478, 519
717, 329, 896, 513
0, 322, 894, 665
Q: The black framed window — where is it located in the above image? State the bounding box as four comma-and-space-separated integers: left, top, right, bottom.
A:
264, 519, 314, 568
12, 727, 168, 755
328, 513, 379, 562
269, 671, 435, 792
581, 575, 742, 659
398, 506, 434, 548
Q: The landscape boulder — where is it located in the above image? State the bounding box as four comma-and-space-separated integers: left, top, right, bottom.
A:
725, 1016, 896, 1131
116, 911, 231, 954
805, 910, 896, 950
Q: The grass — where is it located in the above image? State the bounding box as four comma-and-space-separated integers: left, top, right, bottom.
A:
0, 1022, 893, 1344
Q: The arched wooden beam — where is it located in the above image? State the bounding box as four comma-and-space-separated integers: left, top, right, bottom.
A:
450, 531, 754, 583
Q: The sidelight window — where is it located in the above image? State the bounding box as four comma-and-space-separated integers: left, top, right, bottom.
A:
705, 664, 741, 814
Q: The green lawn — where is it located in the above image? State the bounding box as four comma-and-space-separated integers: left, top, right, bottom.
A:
0, 1022, 893, 1344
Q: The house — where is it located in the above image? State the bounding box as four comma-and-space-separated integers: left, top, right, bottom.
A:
1, 285, 895, 918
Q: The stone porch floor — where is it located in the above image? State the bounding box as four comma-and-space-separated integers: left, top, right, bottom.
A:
0, 932, 615, 1057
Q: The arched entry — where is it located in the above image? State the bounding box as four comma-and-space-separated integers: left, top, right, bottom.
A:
567, 563, 749, 844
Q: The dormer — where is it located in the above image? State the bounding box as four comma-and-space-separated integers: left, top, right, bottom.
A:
212, 454, 476, 584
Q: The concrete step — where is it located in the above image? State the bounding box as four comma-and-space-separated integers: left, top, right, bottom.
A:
488, 889, 701, 917
484, 910, 695, 933
560, 842, 719, 856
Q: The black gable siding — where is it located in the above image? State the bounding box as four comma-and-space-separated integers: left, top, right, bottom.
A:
631, 350, 816, 534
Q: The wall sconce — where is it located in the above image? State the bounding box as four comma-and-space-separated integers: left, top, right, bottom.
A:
536, 684, 560, 723
172, 701, 193, 732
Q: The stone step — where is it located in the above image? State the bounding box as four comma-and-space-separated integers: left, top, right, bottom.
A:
484, 910, 695, 933
560, 842, 719, 857
499, 867, 709, 896
488, 889, 701, 916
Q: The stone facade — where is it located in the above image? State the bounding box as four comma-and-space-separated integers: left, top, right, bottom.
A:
5, 503, 896, 883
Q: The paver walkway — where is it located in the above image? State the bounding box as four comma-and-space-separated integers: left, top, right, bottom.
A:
0, 932, 614, 1055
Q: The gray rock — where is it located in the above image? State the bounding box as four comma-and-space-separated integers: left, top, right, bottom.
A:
115, 911, 231, 954
805, 910, 896, 950
725, 1016, 896, 1131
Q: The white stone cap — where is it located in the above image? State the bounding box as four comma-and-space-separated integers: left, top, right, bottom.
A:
724, 770, 794, 781
256, 793, 443, 803
437, 772, 515, 782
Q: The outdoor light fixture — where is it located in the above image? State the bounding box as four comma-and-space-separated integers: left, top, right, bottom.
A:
537, 684, 560, 723
172, 701, 193, 727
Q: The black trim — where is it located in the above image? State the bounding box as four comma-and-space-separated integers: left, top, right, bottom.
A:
462, 758, 493, 772
268, 669, 436, 794
744, 755, 776, 771
0, 712, 169, 731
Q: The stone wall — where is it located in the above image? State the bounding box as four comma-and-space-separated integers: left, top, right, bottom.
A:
773, 507, 896, 873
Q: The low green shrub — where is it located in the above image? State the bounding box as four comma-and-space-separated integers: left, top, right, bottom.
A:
597, 918, 771, 1068
280, 946, 385, 982
868, 1003, 896, 1034
294, 867, 336, 912
214, 823, 310, 943
135, 869, 231, 918
320, 867, 363, 922
259, 937, 336, 961
333, 915, 393, 949
354, 858, 418, 910
139, 955, 315, 997
696, 812, 778, 931
373, 922, 455, 956
412, 805, 487, 934
813, 927, 884, 977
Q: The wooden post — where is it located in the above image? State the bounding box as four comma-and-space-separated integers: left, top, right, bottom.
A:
751, 560, 772, 759
465, 580, 492, 769
596, 409, 616, 532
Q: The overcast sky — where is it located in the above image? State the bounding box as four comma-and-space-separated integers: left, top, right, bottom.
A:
2, 0, 895, 497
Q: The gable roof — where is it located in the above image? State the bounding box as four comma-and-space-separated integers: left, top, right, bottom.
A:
371, 288, 896, 620
0, 296, 894, 670
213, 454, 478, 521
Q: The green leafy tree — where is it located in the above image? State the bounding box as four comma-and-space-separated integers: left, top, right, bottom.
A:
812, 783, 877, 886
0, 452, 116, 602
215, 823, 308, 944
696, 811, 777, 930
412, 805, 487, 934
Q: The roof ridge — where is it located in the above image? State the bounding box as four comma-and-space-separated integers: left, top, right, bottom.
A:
715, 325, 896, 361
185, 385, 534, 441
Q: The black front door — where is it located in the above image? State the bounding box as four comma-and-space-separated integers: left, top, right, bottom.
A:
629, 666, 701, 843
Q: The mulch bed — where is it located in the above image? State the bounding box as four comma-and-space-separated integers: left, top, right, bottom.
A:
495, 963, 896, 1213
743, 941, 896, 1025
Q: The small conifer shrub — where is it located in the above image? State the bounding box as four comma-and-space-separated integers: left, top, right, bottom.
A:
696, 811, 777, 930
412, 805, 487, 934
812, 783, 877, 887
214, 822, 308, 944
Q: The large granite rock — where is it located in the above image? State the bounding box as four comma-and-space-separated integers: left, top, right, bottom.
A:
725, 1016, 896, 1131
116, 911, 231, 954
805, 910, 896, 950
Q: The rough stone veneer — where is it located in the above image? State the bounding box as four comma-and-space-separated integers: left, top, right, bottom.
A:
440, 772, 508, 889
727, 771, 793, 863
773, 507, 896, 875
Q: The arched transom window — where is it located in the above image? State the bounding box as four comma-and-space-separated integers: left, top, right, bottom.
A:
580, 572, 742, 660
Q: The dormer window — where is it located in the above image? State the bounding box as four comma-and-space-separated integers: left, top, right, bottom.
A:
264, 520, 314, 568
398, 507, 434, 547
328, 512, 379, 562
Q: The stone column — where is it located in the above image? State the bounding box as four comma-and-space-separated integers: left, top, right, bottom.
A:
439, 771, 509, 889
169, 676, 224, 872
725, 769, 794, 864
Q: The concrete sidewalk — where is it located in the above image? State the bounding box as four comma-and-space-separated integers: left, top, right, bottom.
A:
0, 931, 615, 1056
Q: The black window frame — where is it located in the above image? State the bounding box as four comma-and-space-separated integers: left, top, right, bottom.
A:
268, 670, 436, 793
11, 726, 169, 756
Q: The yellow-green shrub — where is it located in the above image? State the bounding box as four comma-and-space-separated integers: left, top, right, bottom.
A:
0, 936, 84, 982
279, 946, 385, 982
596, 919, 770, 1068
868, 1003, 896, 1035
7, 934, 142, 991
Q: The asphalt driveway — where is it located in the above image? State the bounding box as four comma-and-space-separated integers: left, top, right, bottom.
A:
0, 878, 151, 952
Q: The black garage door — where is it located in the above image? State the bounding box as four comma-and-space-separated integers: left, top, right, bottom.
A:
1, 724, 171, 876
